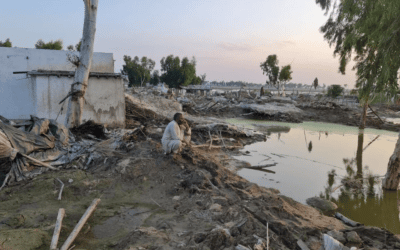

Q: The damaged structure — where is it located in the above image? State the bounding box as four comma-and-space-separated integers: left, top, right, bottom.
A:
0, 47, 126, 128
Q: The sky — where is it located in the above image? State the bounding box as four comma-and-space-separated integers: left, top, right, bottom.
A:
0, 0, 357, 87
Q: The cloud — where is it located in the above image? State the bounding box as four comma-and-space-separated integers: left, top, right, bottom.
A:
216, 42, 253, 52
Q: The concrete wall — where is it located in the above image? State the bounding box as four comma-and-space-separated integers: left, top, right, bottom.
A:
0, 47, 114, 119
34, 75, 125, 128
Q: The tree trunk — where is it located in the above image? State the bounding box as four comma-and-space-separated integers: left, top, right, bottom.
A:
359, 101, 368, 130
65, 0, 99, 128
277, 82, 280, 96
382, 133, 400, 190
356, 129, 364, 179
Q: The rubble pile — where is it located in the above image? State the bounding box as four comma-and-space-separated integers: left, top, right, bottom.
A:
70, 120, 107, 140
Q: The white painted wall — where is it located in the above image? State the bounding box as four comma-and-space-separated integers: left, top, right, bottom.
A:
0, 47, 114, 119
34, 75, 125, 128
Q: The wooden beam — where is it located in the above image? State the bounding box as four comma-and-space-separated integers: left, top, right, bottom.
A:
60, 199, 101, 250
50, 208, 66, 250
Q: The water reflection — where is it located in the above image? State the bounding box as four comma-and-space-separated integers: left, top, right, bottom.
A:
229, 120, 399, 232
320, 129, 400, 233
303, 129, 313, 153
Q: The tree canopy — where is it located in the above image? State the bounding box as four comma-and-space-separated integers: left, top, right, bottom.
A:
260, 55, 279, 86
327, 84, 344, 98
160, 55, 203, 88
313, 77, 319, 89
122, 55, 156, 87
260, 54, 292, 95
150, 70, 161, 85
317, 0, 400, 100
67, 40, 82, 52
35, 39, 63, 50
0, 38, 12, 47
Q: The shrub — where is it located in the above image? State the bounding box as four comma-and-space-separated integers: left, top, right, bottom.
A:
327, 85, 344, 98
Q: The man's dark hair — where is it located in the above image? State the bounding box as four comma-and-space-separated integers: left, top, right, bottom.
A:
173, 113, 183, 121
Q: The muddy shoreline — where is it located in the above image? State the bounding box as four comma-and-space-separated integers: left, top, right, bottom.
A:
1, 92, 400, 249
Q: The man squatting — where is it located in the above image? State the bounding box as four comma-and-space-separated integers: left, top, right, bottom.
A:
161, 113, 191, 155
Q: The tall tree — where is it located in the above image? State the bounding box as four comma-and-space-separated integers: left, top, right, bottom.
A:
309, 77, 319, 94
313, 77, 319, 90
279, 65, 293, 88
122, 56, 155, 87
160, 55, 181, 88
317, 0, 400, 129
35, 39, 63, 50
65, 0, 98, 128
0, 38, 12, 47
150, 70, 160, 85
160, 55, 202, 88
317, 0, 400, 189
260, 55, 292, 96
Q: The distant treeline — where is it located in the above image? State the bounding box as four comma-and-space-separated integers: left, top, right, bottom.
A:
207, 81, 327, 89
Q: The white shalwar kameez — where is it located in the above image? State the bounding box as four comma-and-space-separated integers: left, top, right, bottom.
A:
161, 120, 187, 154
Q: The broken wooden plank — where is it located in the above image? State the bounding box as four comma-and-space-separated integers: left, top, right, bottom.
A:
249, 163, 278, 169
50, 208, 66, 250
334, 212, 362, 227
60, 199, 101, 250
243, 167, 276, 174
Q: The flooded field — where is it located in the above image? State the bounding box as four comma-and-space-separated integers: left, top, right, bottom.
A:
228, 119, 400, 234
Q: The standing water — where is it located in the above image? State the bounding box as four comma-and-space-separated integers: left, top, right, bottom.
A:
227, 119, 400, 234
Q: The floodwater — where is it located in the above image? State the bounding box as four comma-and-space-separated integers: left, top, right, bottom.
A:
227, 118, 400, 234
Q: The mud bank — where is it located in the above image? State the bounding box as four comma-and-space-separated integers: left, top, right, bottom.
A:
1, 126, 399, 249
178, 90, 400, 132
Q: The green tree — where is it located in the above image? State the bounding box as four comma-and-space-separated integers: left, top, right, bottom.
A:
160, 55, 202, 88
67, 40, 82, 52
260, 55, 292, 96
0, 38, 12, 47
313, 78, 319, 90
180, 57, 196, 86
35, 39, 63, 50
317, 0, 400, 129
160, 55, 181, 88
327, 85, 344, 98
122, 55, 156, 87
309, 77, 319, 94
150, 70, 160, 85
278, 65, 292, 87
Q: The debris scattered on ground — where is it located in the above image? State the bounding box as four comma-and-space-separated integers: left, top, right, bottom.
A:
1, 86, 400, 249
70, 120, 107, 140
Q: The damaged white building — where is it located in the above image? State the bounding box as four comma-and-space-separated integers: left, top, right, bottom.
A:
0, 47, 126, 128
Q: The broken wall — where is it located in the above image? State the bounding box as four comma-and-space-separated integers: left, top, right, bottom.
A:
33, 75, 125, 128
0, 47, 114, 119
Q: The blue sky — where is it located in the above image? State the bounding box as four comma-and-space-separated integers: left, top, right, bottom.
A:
1, 0, 357, 87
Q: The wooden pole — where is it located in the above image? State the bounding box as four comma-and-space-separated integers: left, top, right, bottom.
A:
50, 208, 66, 250
60, 199, 101, 250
